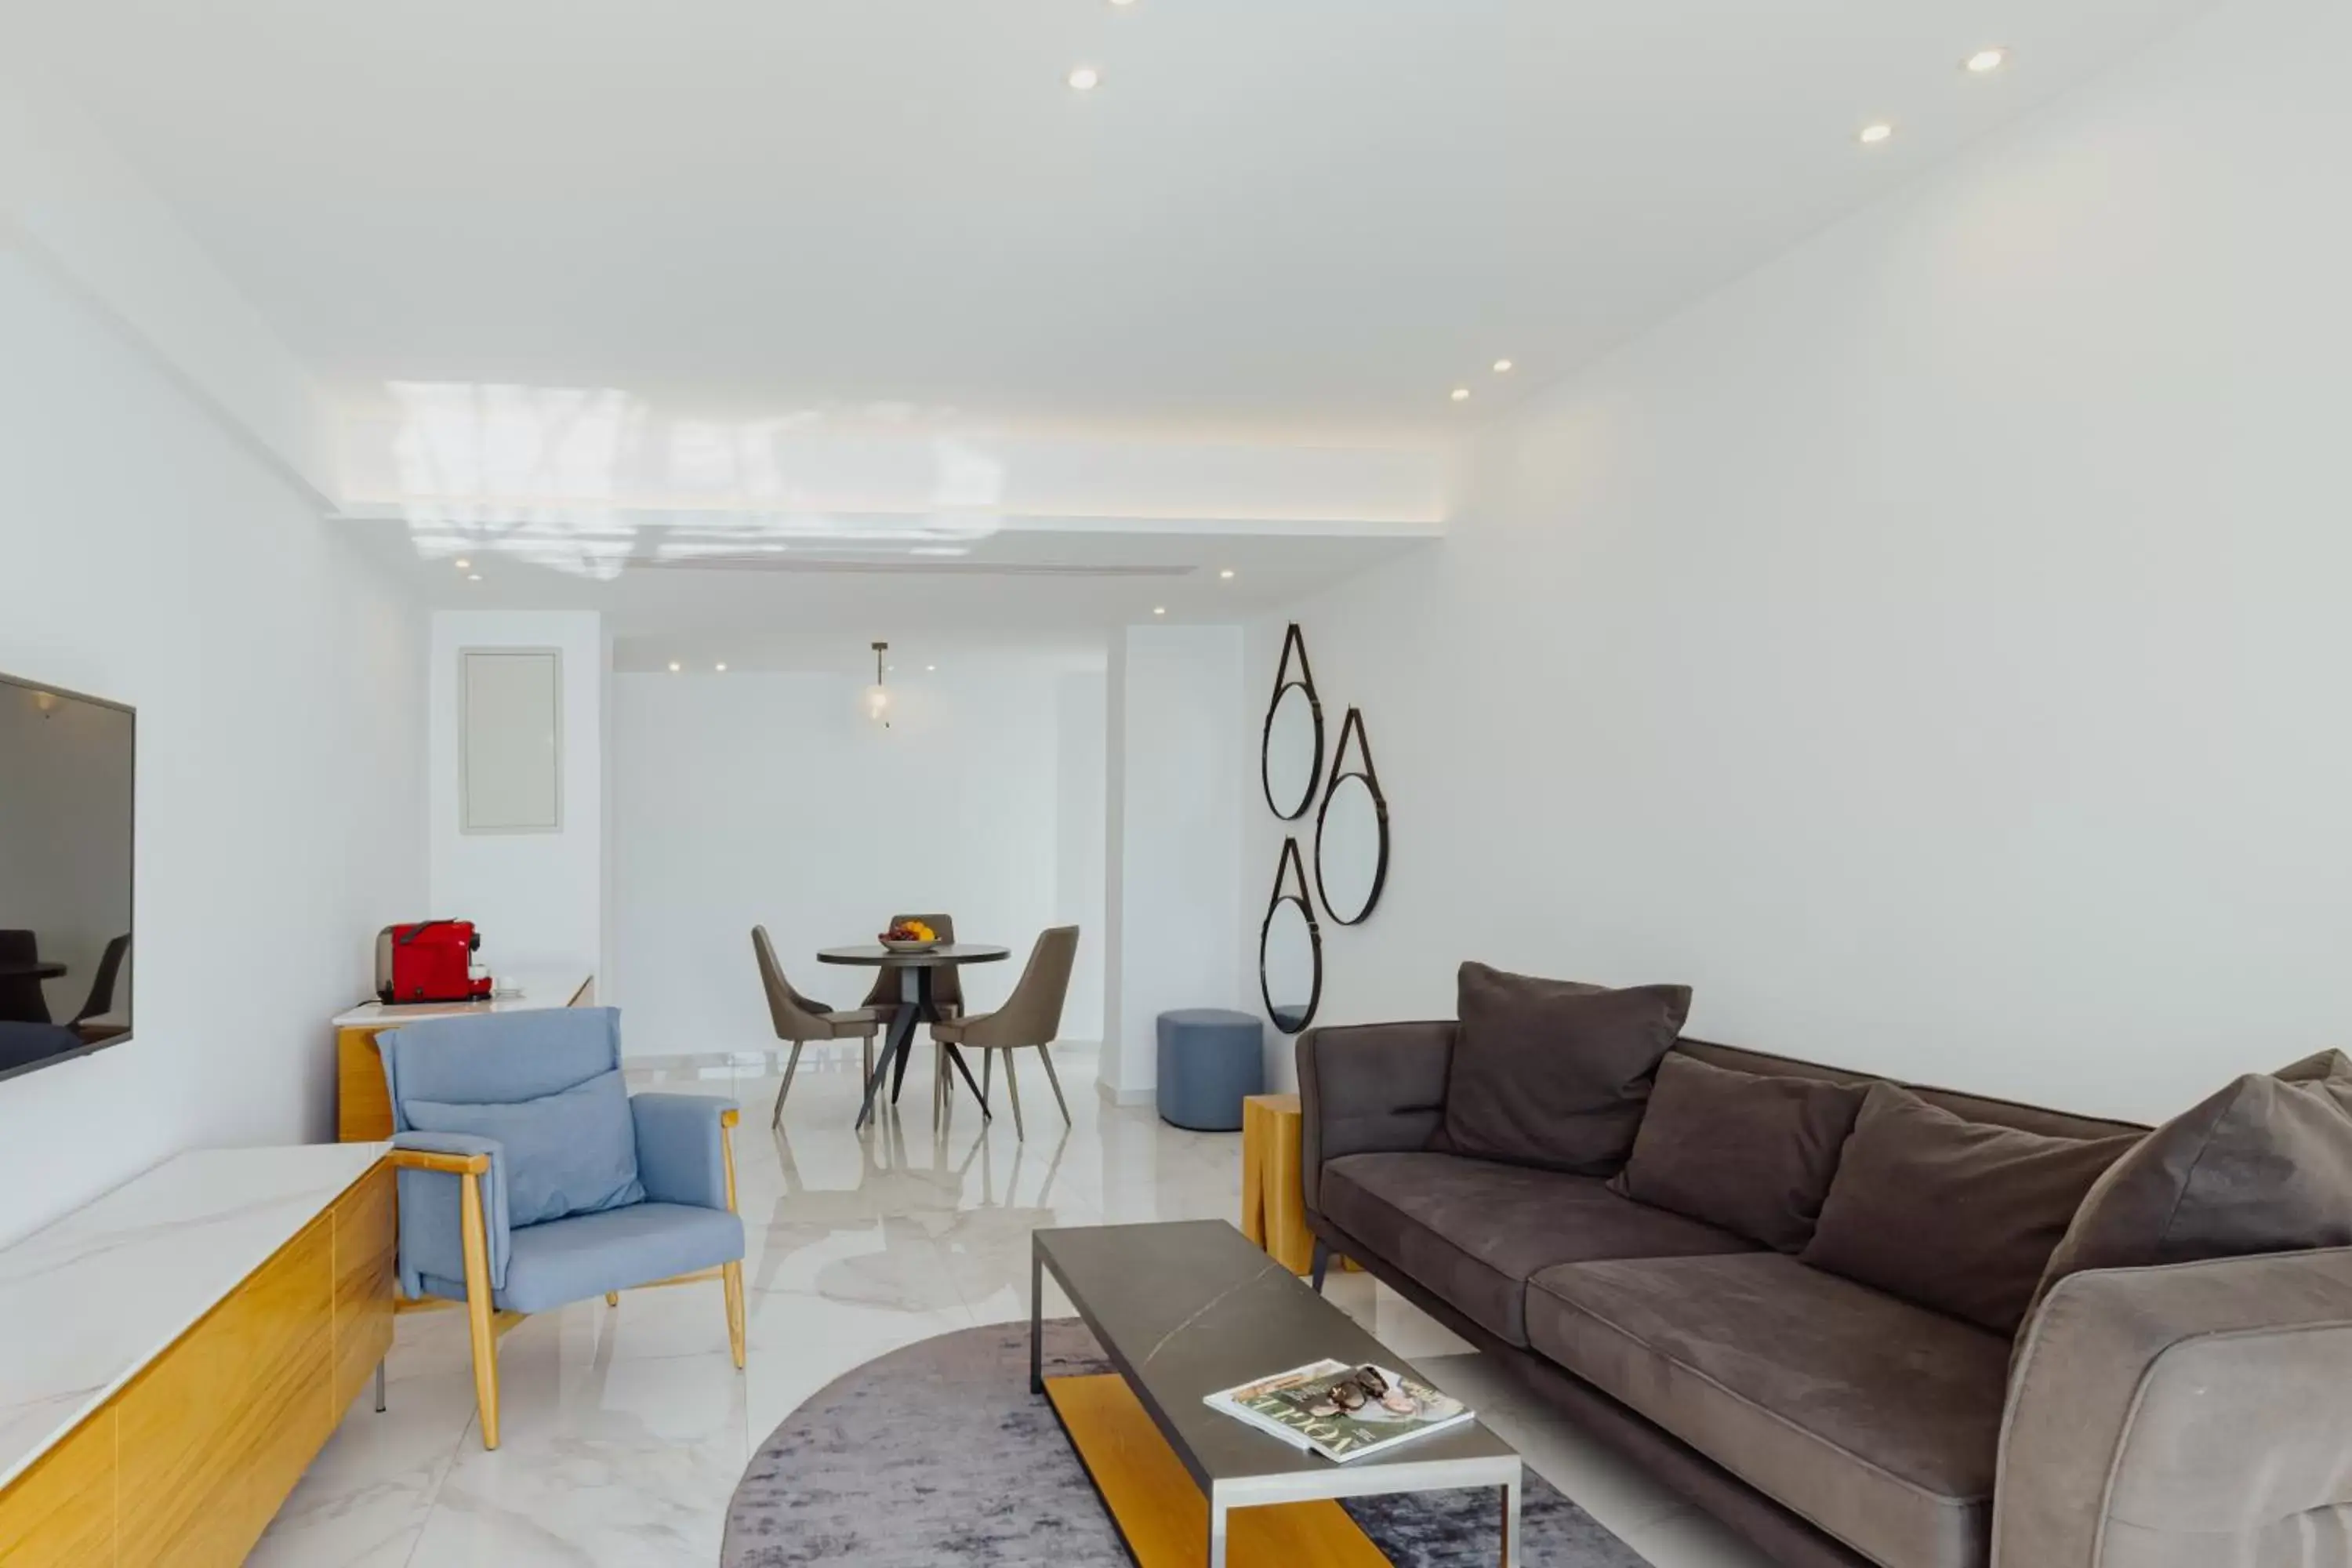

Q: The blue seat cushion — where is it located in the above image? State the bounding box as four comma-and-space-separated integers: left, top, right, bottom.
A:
422, 1202, 746, 1315
404, 1069, 644, 1226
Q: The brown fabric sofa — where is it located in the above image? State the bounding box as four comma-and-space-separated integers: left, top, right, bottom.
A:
1299, 1023, 2352, 1568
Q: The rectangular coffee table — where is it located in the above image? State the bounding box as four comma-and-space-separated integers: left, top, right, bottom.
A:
1033, 1220, 1523, 1566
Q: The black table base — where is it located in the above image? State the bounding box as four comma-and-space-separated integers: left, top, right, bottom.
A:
856, 964, 989, 1131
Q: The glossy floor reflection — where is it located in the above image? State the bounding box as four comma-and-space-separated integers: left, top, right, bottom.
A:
252, 1044, 1769, 1566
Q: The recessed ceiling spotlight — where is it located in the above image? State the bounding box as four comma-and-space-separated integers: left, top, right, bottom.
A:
1152, 606, 1167, 616
1219, 568, 1236, 579
466, 572, 482, 582
1068, 65, 1101, 91
926, 663, 937, 672
1492, 359, 1514, 374
668, 661, 682, 673
1450, 387, 1472, 402
1859, 122, 1895, 146
454, 557, 471, 570
714, 662, 728, 673
1965, 47, 2009, 74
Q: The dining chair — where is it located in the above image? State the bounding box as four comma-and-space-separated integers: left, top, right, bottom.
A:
71, 934, 130, 1030
753, 926, 884, 1127
378, 1007, 747, 1451
929, 926, 1080, 1139
859, 912, 965, 1022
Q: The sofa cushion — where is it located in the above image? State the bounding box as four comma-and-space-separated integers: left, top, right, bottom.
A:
404, 1068, 645, 1228
1610, 1053, 1867, 1253
1321, 1151, 1760, 1345
1801, 1085, 2137, 1334
2030, 1050, 2352, 1323
1443, 963, 1693, 1174
1526, 1253, 2011, 1568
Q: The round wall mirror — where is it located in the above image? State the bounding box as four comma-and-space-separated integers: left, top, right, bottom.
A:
1259, 839, 1323, 1034
1315, 708, 1389, 926
1260, 624, 1323, 820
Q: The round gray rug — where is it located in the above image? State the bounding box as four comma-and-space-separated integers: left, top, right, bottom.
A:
723, 1319, 1651, 1566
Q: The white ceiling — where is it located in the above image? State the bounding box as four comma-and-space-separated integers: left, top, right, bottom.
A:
23, 0, 2215, 445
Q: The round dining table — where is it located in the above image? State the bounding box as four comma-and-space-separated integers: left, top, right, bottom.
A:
818, 944, 1009, 1131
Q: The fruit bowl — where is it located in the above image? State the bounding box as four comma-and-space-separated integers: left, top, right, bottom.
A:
879, 919, 941, 953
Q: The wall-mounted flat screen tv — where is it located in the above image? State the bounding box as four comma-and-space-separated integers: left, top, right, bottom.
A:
0, 672, 134, 1083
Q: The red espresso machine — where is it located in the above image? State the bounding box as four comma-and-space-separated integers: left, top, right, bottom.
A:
374, 920, 494, 1004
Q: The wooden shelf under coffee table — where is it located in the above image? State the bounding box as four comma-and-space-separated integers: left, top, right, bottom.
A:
1033, 1220, 1523, 1567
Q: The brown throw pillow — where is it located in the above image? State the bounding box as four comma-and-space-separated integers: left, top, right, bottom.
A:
1610, 1053, 1867, 1252
1801, 1085, 2140, 1335
2029, 1051, 2352, 1319
1441, 963, 1692, 1174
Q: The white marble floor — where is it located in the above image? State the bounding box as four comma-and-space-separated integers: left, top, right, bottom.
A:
252, 1044, 1770, 1567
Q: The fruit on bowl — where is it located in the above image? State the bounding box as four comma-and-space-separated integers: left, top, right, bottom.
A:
880, 920, 938, 951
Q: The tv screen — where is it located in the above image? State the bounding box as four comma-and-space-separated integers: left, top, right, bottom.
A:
0, 673, 134, 1082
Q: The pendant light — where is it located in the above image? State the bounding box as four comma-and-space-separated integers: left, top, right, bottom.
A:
863, 641, 891, 728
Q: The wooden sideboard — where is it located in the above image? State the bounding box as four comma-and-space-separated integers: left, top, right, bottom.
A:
0, 1146, 393, 1567
333, 971, 595, 1141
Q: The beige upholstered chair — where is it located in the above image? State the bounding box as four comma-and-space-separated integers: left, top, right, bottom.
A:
930, 926, 1079, 1139
751, 927, 883, 1128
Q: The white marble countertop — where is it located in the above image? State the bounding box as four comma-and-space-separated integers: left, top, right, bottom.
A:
332, 969, 593, 1029
0, 1142, 388, 1491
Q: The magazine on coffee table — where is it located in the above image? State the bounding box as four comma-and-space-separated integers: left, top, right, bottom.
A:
1203, 1359, 1473, 1463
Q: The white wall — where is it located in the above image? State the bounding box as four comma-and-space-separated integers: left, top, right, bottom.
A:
1105, 626, 1247, 1101
1053, 673, 1109, 1041
609, 659, 1086, 1059
426, 611, 605, 979
1243, 0, 2352, 1123
0, 246, 425, 1246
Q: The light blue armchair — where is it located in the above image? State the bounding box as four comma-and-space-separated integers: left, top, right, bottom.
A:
379, 1007, 746, 1450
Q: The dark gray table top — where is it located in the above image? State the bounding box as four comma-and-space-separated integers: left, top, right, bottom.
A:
817, 944, 1011, 967
1035, 1220, 1516, 1491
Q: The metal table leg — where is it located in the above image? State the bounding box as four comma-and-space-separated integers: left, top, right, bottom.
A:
855, 997, 920, 1131
1029, 1244, 1045, 1395
1501, 1468, 1523, 1566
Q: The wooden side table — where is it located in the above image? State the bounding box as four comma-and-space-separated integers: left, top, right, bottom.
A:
1241, 1093, 1357, 1276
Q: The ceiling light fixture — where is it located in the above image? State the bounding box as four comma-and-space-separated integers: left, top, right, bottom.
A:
1450, 387, 1472, 402
1219, 568, 1236, 579
1859, 122, 1895, 146
1965, 47, 2009, 74
926, 663, 937, 672
715, 662, 728, 673
668, 661, 682, 673
454, 557, 471, 570
466, 573, 482, 582
1068, 66, 1101, 91
1152, 606, 1167, 616
1492, 359, 1514, 374
864, 641, 892, 728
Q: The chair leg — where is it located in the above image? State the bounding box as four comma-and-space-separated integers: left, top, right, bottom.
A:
862, 1033, 874, 1087
771, 1040, 805, 1128
982, 1049, 993, 1103
458, 1170, 502, 1450
1036, 1044, 1073, 1127
721, 1259, 746, 1370
1002, 1050, 1026, 1141
933, 1038, 946, 1130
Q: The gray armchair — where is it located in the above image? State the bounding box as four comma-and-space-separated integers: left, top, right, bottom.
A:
753, 925, 883, 1127
931, 926, 1080, 1138
379, 1007, 747, 1450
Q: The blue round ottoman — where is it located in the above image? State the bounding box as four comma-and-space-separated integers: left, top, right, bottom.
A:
1156, 1008, 1265, 1131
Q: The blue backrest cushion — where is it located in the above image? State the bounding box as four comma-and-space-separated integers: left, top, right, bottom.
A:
381, 1007, 623, 1123
403, 1068, 645, 1227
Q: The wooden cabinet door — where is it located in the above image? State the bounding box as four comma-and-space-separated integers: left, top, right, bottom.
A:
117, 1216, 335, 1568
0, 1410, 114, 1568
